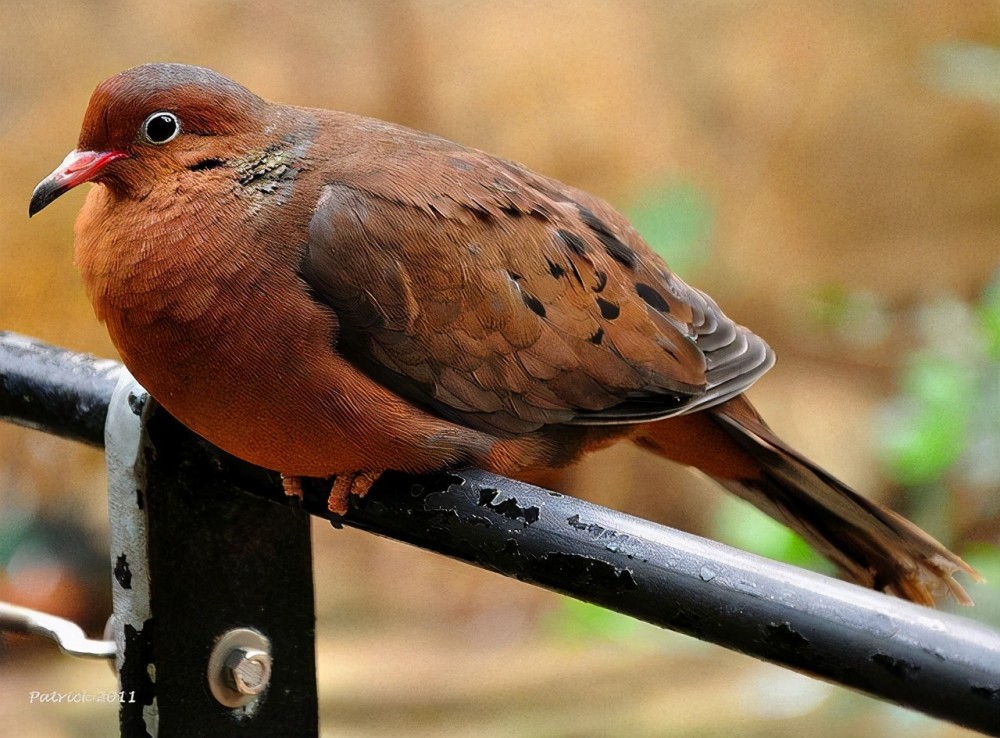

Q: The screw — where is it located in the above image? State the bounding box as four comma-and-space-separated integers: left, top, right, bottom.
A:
225, 647, 272, 696
207, 628, 272, 708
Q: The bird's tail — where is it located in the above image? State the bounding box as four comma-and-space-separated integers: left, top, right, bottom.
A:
633, 395, 980, 606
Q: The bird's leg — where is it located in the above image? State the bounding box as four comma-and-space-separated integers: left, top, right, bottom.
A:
281, 473, 304, 500
327, 471, 381, 515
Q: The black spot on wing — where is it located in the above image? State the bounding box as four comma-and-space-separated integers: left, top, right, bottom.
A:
508, 270, 547, 318
593, 270, 608, 293
635, 282, 670, 313
562, 254, 585, 287
596, 297, 620, 320
522, 291, 546, 318
556, 229, 587, 256
578, 205, 638, 269
546, 258, 566, 279
589, 327, 605, 345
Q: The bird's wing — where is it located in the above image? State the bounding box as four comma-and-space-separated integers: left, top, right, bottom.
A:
300, 127, 773, 436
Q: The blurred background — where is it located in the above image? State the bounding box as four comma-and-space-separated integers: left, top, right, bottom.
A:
1, 1, 999, 736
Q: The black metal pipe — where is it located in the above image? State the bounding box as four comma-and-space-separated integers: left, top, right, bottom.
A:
326, 470, 1000, 736
0, 331, 123, 446
3, 331, 999, 735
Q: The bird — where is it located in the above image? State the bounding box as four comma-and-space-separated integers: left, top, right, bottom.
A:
29, 63, 977, 606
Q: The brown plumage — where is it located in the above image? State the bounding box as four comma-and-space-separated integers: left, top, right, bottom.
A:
30, 64, 978, 606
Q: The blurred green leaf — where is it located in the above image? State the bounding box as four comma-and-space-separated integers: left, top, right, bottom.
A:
628, 181, 714, 277
964, 544, 1000, 586
810, 284, 891, 347
872, 270, 1000, 577
544, 597, 640, 642
881, 355, 975, 486
875, 280, 1000, 489
979, 269, 1000, 359
713, 496, 832, 573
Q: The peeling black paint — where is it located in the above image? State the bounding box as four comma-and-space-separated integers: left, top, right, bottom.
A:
535, 552, 638, 594
114, 553, 132, 589
871, 653, 921, 679
667, 608, 709, 638
764, 621, 810, 652
565, 515, 649, 561
971, 685, 1000, 702
127, 390, 147, 416
477, 488, 540, 526
567, 513, 599, 533
501, 538, 521, 557
119, 620, 156, 735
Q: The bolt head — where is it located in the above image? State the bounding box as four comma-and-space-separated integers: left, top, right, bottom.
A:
225, 647, 272, 695
207, 628, 273, 708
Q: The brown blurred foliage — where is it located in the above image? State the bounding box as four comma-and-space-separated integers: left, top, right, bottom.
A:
1, 1, 998, 736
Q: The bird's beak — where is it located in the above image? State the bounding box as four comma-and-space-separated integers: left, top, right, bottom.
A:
29, 149, 129, 217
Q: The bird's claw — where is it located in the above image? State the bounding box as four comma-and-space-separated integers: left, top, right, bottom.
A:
327, 471, 381, 515
281, 474, 304, 500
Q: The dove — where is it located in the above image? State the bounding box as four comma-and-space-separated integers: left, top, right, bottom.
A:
30, 63, 977, 605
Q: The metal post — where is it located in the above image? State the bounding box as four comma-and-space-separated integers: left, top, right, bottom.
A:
103, 372, 318, 737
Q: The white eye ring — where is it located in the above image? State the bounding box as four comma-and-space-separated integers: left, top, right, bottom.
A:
142, 111, 181, 145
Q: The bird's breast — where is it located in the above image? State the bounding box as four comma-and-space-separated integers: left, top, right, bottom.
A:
71, 178, 485, 476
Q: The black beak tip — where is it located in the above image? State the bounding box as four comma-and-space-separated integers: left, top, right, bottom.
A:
29, 181, 61, 218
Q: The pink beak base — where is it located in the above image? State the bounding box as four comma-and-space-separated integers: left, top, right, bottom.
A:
29, 149, 128, 216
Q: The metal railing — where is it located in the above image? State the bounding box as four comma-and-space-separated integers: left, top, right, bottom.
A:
1, 331, 999, 737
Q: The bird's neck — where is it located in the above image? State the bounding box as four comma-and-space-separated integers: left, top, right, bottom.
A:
73, 160, 317, 362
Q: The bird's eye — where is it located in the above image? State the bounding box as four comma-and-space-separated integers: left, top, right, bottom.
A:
142, 112, 180, 145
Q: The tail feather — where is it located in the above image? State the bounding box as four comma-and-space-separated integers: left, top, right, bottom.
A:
635, 396, 980, 606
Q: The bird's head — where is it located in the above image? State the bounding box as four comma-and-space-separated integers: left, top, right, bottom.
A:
29, 63, 268, 216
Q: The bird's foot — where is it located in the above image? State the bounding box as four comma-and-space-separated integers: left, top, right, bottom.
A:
281, 474, 304, 500
327, 471, 381, 515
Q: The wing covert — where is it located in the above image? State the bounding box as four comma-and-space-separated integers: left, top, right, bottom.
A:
299, 126, 773, 436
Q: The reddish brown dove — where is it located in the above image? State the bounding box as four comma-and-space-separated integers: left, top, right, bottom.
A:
30, 64, 977, 605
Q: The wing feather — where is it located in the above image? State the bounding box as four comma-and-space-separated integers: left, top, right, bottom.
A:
299, 117, 774, 436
